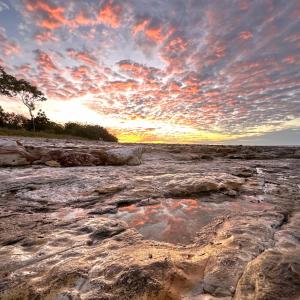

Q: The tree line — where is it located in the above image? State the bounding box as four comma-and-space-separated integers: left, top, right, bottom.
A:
0, 66, 118, 142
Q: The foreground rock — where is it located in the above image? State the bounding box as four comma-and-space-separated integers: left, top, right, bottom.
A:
0, 138, 144, 167
0, 137, 299, 300
0, 140, 35, 166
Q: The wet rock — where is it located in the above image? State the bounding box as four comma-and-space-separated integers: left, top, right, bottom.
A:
105, 147, 144, 166
164, 173, 244, 197
0, 137, 299, 300
136, 198, 161, 207
83, 218, 128, 241
0, 140, 35, 166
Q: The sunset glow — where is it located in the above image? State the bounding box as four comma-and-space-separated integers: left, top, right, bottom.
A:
0, 0, 299, 144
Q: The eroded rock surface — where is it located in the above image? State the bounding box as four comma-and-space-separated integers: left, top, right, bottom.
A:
0, 137, 299, 300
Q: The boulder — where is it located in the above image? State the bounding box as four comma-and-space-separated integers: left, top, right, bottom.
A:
41, 149, 101, 167
105, 147, 144, 166
0, 140, 35, 166
164, 173, 245, 197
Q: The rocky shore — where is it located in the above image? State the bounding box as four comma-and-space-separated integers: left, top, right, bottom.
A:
0, 137, 299, 300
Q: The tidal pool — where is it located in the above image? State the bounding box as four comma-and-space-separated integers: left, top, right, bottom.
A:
108, 197, 271, 244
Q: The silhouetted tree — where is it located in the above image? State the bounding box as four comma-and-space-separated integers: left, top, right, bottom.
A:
15, 79, 47, 132
0, 66, 47, 132
0, 106, 118, 141
64, 122, 118, 141
0, 106, 5, 127
0, 67, 18, 96
34, 110, 51, 131
0, 106, 29, 129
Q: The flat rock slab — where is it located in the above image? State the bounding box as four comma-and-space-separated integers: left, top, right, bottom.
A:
0, 137, 299, 300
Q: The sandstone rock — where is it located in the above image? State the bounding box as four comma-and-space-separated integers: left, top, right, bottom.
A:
45, 160, 61, 167
95, 184, 126, 194
0, 140, 35, 166
78, 218, 128, 241
41, 149, 100, 167
105, 147, 144, 166
164, 173, 245, 197
1, 137, 300, 300
234, 249, 300, 300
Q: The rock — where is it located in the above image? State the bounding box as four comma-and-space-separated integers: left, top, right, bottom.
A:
84, 218, 128, 240
137, 198, 161, 207
0, 140, 35, 166
105, 147, 144, 166
89, 205, 118, 215
223, 189, 237, 197
45, 160, 61, 167
95, 184, 126, 194
41, 150, 100, 167
1, 137, 300, 300
293, 149, 300, 158
234, 213, 300, 300
164, 173, 245, 197
232, 167, 254, 178
234, 250, 300, 300
59, 152, 98, 167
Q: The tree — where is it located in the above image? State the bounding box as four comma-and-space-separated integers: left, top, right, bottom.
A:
0, 105, 5, 127
14, 79, 47, 132
0, 66, 18, 96
34, 110, 51, 131
0, 66, 47, 132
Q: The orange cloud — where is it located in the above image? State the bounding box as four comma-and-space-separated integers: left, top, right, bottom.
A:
74, 10, 95, 26
132, 18, 149, 36
2, 42, 20, 56
118, 60, 161, 82
103, 80, 139, 91
0, 29, 20, 57
98, 0, 122, 28
239, 1, 249, 11
164, 36, 188, 53
36, 50, 58, 71
24, 0, 71, 29
71, 65, 90, 80
239, 31, 253, 40
282, 55, 297, 64
168, 81, 181, 92
67, 49, 98, 66
160, 35, 189, 73
132, 17, 174, 44
35, 31, 58, 44
145, 25, 174, 44
215, 45, 226, 58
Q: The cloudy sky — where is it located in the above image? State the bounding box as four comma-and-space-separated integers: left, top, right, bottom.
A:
0, 0, 299, 144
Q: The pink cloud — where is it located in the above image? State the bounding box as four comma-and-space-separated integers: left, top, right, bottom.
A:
98, 0, 123, 28
67, 49, 98, 66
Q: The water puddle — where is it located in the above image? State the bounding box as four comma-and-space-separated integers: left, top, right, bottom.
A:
107, 197, 271, 244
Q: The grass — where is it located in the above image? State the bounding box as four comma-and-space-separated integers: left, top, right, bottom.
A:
0, 128, 88, 140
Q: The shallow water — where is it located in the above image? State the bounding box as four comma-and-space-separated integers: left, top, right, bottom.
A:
107, 197, 271, 244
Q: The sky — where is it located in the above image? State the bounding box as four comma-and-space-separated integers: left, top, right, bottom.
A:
0, 0, 299, 144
